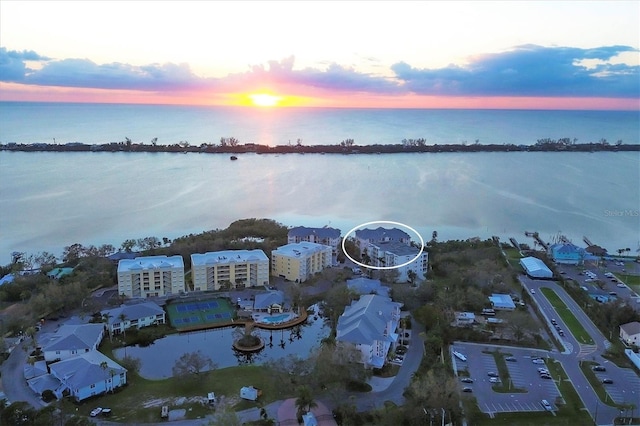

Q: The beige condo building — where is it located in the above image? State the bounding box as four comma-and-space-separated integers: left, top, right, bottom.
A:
271, 242, 332, 283
117, 255, 185, 298
191, 250, 270, 291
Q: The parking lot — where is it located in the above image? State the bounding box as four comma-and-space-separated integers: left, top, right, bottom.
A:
591, 363, 640, 406
452, 342, 561, 415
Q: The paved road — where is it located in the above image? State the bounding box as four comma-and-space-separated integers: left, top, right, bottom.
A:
1, 342, 46, 409
523, 277, 635, 425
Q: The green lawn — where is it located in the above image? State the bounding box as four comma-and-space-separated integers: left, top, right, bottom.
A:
482, 350, 526, 393
540, 287, 594, 345
61, 365, 291, 423
615, 272, 640, 294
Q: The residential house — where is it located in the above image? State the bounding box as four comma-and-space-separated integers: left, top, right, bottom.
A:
101, 301, 166, 336
489, 294, 516, 311
367, 241, 428, 283
191, 250, 269, 291
288, 226, 342, 254
49, 351, 127, 401
271, 242, 332, 283
620, 321, 640, 347
42, 324, 104, 362
336, 294, 403, 368
117, 255, 185, 298
455, 312, 476, 326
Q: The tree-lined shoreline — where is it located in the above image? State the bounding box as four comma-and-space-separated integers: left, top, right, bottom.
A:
1, 137, 638, 154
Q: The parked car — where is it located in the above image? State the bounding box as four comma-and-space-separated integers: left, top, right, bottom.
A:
462, 387, 473, 393
558, 330, 564, 336
461, 377, 474, 383
617, 283, 626, 288
538, 368, 549, 373
541, 399, 553, 411
505, 356, 517, 362
487, 372, 499, 377
602, 378, 614, 384
90, 408, 103, 417
540, 374, 552, 379
532, 358, 545, 364
551, 319, 557, 325
530, 288, 536, 294
592, 365, 606, 372
489, 377, 501, 383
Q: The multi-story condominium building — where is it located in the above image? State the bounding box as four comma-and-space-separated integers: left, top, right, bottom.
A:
355, 227, 411, 255
287, 226, 342, 253
191, 250, 269, 291
117, 255, 185, 298
271, 242, 332, 283
336, 294, 403, 368
368, 241, 428, 283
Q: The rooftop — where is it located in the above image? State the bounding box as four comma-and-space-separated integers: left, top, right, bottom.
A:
371, 240, 422, 257
288, 226, 341, 239
272, 242, 331, 258
620, 321, 640, 336
43, 324, 104, 352
355, 227, 410, 242
49, 351, 126, 390
101, 301, 164, 325
336, 294, 402, 345
118, 255, 184, 272
191, 250, 268, 266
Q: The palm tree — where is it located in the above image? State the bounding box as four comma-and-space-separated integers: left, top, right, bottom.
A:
118, 313, 128, 339
295, 385, 317, 418
102, 313, 113, 342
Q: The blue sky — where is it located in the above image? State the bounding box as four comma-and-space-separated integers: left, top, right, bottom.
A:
0, 1, 638, 109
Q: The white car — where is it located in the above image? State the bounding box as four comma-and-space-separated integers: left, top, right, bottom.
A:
541, 399, 553, 411
90, 407, 103, 417
530, 288, 536, 294
532, 358, 545, 364
617, 283, 626, 288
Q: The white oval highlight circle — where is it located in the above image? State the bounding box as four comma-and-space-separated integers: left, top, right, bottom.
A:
341, 220, 425, 270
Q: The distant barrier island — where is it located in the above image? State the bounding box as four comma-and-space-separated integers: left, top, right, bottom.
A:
1, 137, 638, 154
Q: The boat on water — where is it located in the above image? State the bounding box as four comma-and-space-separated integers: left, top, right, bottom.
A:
230, 156, 238, 160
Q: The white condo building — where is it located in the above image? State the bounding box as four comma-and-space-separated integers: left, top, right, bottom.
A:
271, 242, 332, 283
191, 250, 269, 291
368, 241, 428, 283
117, 255, 185, 298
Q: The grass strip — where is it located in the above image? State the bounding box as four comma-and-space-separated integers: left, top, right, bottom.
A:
579, 361, 626, 409
540, 287, 594, 345
482, 350, 526, 393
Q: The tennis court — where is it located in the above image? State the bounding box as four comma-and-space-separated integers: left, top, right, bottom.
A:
167, 297, 235, 329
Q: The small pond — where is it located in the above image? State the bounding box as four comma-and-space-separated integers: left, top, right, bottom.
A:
113, 305, 329, 379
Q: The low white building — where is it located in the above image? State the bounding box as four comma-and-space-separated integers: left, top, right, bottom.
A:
489, 294, 516, 311
117, 255, 185, 298
519, 256, 553, 279
191, 250, 269, 291
336, 294, 403, 368
101, 301, 166, 336
620, 321, 640, 347
42, 324, 105, 363
368, 241, 428, 283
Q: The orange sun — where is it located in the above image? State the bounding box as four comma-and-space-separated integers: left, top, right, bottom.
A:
248, 93, 282, 107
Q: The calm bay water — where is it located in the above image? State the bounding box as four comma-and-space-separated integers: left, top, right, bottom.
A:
0, 103, 639, 265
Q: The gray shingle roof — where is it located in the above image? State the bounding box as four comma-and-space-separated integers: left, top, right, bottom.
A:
288, 226, 341, 239
253, 291, 285, 309
101, 301, 164, 325
43, 324, 104, 352
49, 351, 126, 390
355, 227, 410, 241
336, 294, 402, 345
620, 321, 640, 336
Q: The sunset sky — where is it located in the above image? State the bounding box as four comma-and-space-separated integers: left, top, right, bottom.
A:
0, 1, 638, 109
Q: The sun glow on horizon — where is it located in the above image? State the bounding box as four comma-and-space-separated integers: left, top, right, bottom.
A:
248, 93, 282, 107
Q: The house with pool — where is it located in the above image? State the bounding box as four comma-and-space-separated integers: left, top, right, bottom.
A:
336, 294, 403, 368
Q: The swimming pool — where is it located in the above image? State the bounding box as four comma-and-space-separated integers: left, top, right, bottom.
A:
260, 313, 295, 324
